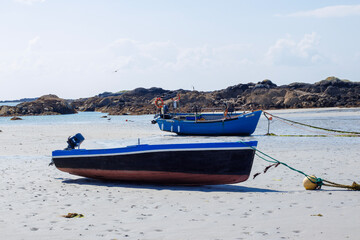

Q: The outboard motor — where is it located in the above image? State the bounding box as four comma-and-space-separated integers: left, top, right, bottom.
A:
65, 133, 85, 150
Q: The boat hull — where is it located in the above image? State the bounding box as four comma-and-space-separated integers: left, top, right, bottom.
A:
156, 110, 262, 136
52, 141, 257, 185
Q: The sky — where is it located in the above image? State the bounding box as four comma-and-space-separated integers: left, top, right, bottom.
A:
0, 0, 360, 100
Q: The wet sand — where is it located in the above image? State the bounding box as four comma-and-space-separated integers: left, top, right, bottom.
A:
0, 109, 359, 239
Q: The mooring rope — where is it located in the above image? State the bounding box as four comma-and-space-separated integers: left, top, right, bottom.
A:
265, 112, 341, 136
266, 134, 360, 137
239, 140, 360, 191
263, 111, 360, 135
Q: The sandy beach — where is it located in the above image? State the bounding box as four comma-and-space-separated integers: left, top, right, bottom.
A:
0, 108, 359, 240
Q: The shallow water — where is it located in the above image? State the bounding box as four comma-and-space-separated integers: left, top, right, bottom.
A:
0, 108, 359, 149
0, 101, 22, 107
0, 111, 152, 126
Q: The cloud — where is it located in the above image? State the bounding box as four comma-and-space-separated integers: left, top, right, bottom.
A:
3, 36, 43, 72
0, 37, 259, 97
265, 32, 323, 66
281, 4, 360, 18
109, 39, 252, 72
108, 39, 177, 72
26, 36, 41, 52
14, 0, 46, 4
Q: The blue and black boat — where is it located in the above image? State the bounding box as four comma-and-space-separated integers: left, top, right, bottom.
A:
51, 134, 257, 185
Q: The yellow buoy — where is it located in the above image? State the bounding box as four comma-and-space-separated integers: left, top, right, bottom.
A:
303, 175, 318, 190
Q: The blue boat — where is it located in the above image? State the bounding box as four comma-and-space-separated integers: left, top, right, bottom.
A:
51, 134, 257, 185
153, 110, 262, 136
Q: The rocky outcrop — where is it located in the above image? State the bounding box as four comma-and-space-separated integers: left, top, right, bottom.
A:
70, 76, 360, 115
0, 105, 18, 116
1, 76, 359, 116
0, 95, 77, 116
72, 87, 170, 115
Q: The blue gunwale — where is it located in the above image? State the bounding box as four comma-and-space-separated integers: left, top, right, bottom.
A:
52, 141, 258, 158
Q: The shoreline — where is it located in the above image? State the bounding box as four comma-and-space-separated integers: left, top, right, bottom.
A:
0, 106, 359, 117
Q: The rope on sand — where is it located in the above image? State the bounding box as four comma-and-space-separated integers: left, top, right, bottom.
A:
240, 140, 360, 191
265, 133, 360, 137
263, 111, 360, 136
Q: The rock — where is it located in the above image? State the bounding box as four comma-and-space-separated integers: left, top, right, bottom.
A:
0, 95, 77, 116
19, 95, 76, 115
315, 76, 352, 88
10, 116, 23, 120
324, 86, 341, 96
287, 82, 311, 89
284, 91, 302, 107
254, 79, 277, 89
0, 106, 12, 115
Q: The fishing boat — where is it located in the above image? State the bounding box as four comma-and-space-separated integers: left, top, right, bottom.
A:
151, 94, 261, 136
51, 134, 257, 185
153, 110, 262, 136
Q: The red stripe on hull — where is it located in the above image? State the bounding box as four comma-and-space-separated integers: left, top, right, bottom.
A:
58, 168, 250, 185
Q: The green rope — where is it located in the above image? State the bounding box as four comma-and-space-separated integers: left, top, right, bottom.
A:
264, 111, 360, 135
241, 140, 360, 190
240, 140, 323, 186
266, 133, 360, 137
